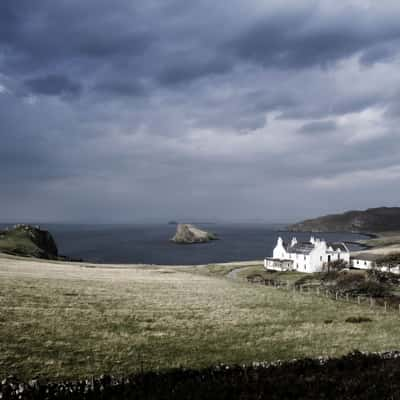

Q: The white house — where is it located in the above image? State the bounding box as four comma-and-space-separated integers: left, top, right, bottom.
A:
351, 255, 400, 274
264, 236, 350, 273
351, 256, 376, 270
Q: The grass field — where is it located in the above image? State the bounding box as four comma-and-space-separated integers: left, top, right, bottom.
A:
1, 255, 400, 380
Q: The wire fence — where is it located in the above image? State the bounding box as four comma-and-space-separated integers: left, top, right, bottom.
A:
246, 276, 400, 315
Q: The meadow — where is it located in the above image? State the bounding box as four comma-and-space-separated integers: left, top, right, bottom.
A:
1, 255, 400, 380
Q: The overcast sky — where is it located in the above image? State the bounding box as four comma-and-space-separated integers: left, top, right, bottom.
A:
1, 0, 400, 223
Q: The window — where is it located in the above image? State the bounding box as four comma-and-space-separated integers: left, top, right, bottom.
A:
357, 260, 359, 264
304, 255, 306, 260
364, 261, 367, 266
320, 256, 322, 261
304, 265, 306, 270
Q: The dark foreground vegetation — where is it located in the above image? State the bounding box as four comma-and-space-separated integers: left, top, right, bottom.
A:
2, 351, 400, 400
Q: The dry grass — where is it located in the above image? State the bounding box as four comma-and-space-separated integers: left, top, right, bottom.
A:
356, 231, 400, 257
1, 255, 400, 380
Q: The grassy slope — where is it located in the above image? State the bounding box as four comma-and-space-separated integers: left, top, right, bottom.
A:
353, 231, 400, 258
0, 233, 41, 257
1, 257, 400, 380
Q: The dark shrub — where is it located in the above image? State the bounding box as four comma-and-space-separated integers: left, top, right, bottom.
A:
367, 269, 400, 285
345, 316, 372, 323
329, 259, 349, 271
320, 270, 340, 282
376, 252, 400, 267
355, 281, 389, 297
336, 272, 365, 287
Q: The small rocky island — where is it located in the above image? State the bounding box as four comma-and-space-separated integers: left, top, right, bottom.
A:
0, 224, 59, 259
171, 224, 218, 244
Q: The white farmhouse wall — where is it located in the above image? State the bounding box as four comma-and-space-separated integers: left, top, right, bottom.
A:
273, 237, 288, 259
352, 259, 374, 270
267, 236, 351, 274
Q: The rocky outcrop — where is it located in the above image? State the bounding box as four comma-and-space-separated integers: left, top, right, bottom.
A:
0, 224, 59, 259
288, 207, 400, 233
171, 224, 217, 244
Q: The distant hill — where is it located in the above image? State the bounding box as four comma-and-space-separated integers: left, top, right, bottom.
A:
288, 207, 400, 233
0, 224, 59, 259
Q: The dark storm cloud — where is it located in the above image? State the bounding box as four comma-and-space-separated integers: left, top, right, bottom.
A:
226, 8, 400, 70
0, 0, 154, 77
93, 79, 147, 97
158, 58, 232, 86
1, 0, 400, 222
24, 74, 82, 97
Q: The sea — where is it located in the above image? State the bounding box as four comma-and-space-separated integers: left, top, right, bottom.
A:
0, 223, 368, 265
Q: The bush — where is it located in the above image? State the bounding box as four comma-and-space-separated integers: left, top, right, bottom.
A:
367, 269, 400, 285
354, 281, 390, 297
320, 270, 340, 282
376, 253, 400, 267
345, 316, 372, 323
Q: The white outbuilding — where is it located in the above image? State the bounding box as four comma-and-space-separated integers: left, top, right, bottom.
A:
264, 236, 350, 273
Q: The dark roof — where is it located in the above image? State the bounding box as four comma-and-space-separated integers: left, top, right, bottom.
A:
289, 242, 315, 254
328, 242, 349, 252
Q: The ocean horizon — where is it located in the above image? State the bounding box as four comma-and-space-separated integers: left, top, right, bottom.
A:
1, 223, 368, 265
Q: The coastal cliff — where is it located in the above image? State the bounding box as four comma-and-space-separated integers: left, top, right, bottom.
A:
171, 224, 217, 244
0, 224, 59, 259
288, 207, 400, 233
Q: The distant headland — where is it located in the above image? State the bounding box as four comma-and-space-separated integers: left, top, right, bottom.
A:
288, 207, 400, 234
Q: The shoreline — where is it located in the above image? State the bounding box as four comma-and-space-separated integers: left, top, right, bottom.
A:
0, 229, 398, 267
0, 250, 263, 270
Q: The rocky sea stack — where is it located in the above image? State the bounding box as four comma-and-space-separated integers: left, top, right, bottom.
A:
171, 224, 218, 244
0, 224, 59, 259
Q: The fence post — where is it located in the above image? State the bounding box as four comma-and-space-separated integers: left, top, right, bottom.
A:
335, 292, 339, 301
384, 301, 387, 313
346, 293, 349, 302
287, 280, 290, 290
370, 297, 373, 308
317, 287, 320, 296
357, 296, 360, 305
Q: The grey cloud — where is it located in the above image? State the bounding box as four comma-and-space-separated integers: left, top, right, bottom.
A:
359, 41, 400, 65
93, 79, 148, 97
226, 9, 400, 70
24, 74, 82, 97
158, 58, 232, 86
278, 93, 380, 120
1, 1, 400, 222
298, 120, 337, 134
